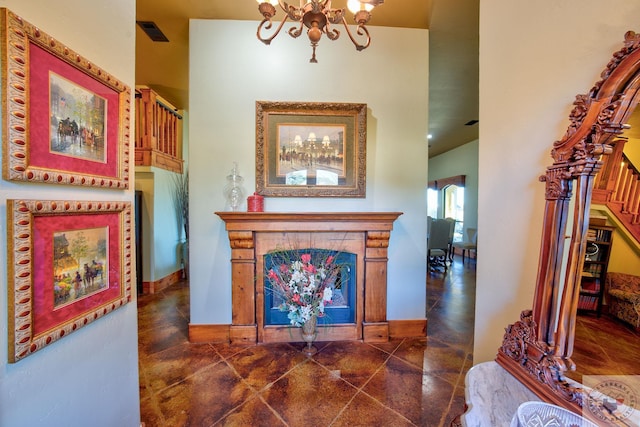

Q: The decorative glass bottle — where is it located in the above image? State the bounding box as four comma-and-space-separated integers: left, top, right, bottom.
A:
224, 162, 245, 211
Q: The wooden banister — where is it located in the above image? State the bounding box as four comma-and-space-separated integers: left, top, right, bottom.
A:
134, 87, 183, 173
615, 154, 640, 223
592, 138, 640, 242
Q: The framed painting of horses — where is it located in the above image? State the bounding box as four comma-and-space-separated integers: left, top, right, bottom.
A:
1, 8, 130, 188
255, 101, 367, 197
6, 200, 132, 363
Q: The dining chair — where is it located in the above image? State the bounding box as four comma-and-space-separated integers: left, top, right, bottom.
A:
427, 218, 451, 272
444, 217, 456, 263
452, 227, 477, 263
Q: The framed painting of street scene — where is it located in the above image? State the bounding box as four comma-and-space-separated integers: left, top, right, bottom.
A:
6, 200, 132, 363
1, 8, 130, 188
256, 101, 367, 197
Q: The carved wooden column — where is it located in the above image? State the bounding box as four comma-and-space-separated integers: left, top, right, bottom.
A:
227, 231, 257, 344
362, 231, 392, 342
533, 167, 572, 346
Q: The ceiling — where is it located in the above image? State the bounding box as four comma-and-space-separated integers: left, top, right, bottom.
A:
135, 0, 479, 157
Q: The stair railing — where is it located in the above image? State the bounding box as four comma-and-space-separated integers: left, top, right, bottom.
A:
591, 136, 639, 242
134, 87, 183, 173
613, 153, 640, 225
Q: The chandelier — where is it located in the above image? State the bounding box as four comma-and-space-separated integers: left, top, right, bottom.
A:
256, 0, 384, 63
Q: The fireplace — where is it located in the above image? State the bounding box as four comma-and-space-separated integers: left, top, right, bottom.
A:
215, 212, 402, 344
263, 249, 357, 326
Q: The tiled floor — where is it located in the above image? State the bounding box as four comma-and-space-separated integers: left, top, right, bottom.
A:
138, 258, 476, 426
137, 257, 639, 426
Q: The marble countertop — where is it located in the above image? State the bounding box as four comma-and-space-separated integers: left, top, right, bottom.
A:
461, 361, 540, 427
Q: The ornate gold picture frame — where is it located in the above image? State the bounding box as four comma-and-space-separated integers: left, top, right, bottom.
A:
1, 8, 131, 188
256, 101, 366, 197
7, 200, 132, 362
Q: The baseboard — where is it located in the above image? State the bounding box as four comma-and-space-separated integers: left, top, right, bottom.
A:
142, 269, 183, 294
389, 318, 427, 338
189, 323, 229, 343
188, 318, 428, 344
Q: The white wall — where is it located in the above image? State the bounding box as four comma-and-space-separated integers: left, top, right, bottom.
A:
428, 139, 479, 232
609, 229, 640, 276
0, 1, 140, 426
135, 167, 185, 282
476, 0, 640, 362
135, 170, 155, 281
189, 20, 429, 324
626, 137, 640, 166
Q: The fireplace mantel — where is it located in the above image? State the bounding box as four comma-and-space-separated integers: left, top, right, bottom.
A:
215, 211, 402, 344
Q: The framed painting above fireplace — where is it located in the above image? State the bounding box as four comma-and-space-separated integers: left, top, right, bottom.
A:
255, 101, 367, 198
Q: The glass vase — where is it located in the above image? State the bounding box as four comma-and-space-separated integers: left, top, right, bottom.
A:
223, 162, 245, 211
301, 315, 318, 356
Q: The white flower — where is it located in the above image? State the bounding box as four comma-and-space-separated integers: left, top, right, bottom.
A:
323, 287, 333, 303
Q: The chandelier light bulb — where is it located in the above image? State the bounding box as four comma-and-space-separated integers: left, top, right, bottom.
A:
347, 0, 374, 13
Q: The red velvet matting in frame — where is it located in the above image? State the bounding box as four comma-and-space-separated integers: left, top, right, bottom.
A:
28, 42, 120, 178
31, 212, 122, 337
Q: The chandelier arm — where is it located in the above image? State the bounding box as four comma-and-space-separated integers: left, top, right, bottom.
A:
325, 22, 340, 41
287, 22, 305, 39
340, 18, 371, 51
280, 1, 303, 21
257, 14, 290, 45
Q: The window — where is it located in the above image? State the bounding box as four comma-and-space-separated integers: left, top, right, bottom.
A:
427, 188, 439, 218
444, 185, 464, 241
428, 175, 466, 241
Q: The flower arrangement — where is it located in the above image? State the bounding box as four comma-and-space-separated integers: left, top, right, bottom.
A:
265, 250, 341, 327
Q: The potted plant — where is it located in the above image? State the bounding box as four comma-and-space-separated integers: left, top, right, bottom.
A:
171, 170, 189, 279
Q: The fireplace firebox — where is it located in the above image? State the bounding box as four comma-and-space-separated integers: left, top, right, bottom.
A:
264, 249, 357, 326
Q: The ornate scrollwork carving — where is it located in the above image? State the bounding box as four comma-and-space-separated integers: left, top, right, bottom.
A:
591, 31, 640, 95
500, 310, 537, 362
558, 94, 591, 144
499, 310, 584, 407
540, 168, 572, 200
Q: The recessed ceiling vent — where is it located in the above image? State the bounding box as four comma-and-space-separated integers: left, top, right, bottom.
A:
137, 21, 169, 42
465, 120, 479, 126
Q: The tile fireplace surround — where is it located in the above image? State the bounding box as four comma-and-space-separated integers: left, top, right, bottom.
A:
209, 212, 414, 345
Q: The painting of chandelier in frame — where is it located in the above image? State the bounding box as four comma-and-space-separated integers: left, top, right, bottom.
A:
256, 101, 366, 197
0, 8, 130, 188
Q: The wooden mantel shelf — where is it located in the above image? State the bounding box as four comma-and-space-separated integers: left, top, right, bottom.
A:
214, 211, 403, 345
215, 211, 403, 231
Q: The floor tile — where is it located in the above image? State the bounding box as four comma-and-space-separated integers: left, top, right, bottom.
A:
260, 360, 358, 427
155, 362, 254, 426
141, 342, 221, 392
312, 340, 391, 388
331, 391, 415, 427
226, 343, 307, 391
214, 396, 286, 427
362, 356, 454, 426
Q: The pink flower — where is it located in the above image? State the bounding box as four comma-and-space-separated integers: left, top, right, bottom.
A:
326, 256, 334, 265
279, 264, 288, 273
301, 253, 312, 264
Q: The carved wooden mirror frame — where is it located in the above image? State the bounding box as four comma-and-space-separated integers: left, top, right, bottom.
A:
496, 31, 640, 413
